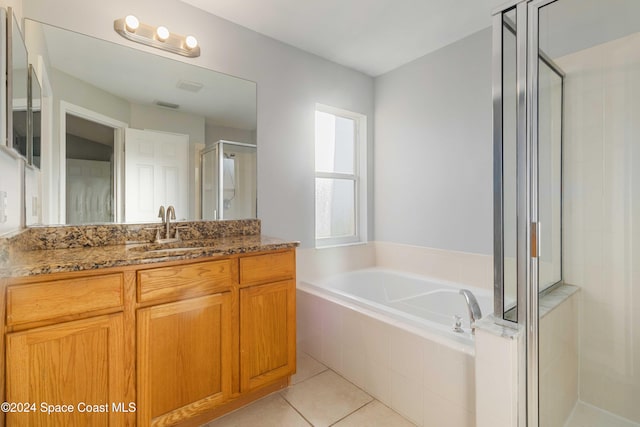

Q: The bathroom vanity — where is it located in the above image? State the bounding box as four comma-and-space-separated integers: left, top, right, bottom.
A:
0, 221, 298, 427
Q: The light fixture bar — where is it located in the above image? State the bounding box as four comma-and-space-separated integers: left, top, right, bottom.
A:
114, 16, 200, 58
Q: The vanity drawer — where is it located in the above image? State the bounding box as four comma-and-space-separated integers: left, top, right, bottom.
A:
137, 259, 236, 303
240, 250, 295, 286
7, 273, 124, 326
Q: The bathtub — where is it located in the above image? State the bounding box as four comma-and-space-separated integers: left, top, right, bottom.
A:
297, 267, 491, 426
300, 267, 493, 346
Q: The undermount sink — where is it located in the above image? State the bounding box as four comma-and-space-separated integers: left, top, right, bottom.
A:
128, 241, 210, 254
143, 246, 208, 254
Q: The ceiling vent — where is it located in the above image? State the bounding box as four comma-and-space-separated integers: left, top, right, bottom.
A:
154, 100, 180, 109
176, 80, 204, 92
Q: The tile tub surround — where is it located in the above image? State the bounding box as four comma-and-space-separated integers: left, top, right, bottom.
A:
295, 241, 492, 426
297, 288, 476, 427
374, 242, 493, 292
474, 316, 522, 427
297, 241, 493, 292
0, 220, 299, 278
539, 286, 579, 427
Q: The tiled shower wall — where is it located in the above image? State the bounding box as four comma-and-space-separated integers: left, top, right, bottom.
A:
558, 32, 640, 423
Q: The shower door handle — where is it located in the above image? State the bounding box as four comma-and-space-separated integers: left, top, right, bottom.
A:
530, 222, 540, 258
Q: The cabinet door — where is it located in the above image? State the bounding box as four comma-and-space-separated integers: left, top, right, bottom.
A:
240, 280, 296, 391
6, 313, 129, 427
137, 293, 232, 427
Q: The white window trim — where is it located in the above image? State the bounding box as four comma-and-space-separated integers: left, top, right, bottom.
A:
314, 103, 367, 248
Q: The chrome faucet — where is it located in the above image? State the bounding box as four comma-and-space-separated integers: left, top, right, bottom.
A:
459, 289, 482, 333
165, 205, 176, 239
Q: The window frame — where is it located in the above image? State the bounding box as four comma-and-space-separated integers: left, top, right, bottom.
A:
314, 103, 367, 248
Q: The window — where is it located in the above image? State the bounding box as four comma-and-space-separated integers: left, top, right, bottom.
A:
314, 105, 367, 247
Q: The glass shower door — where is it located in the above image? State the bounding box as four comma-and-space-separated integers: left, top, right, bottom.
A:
494, 0, 640, 425
535, 0, 640, 425
200, 140, 257, 220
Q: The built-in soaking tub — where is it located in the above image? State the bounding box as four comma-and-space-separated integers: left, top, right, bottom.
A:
297, 267, 493, 426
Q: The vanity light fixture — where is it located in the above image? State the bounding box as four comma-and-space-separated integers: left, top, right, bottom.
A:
185, 35, 198, 50
155, 26, 170, 41
114, 16, 200, 58
124, 15, 139, 32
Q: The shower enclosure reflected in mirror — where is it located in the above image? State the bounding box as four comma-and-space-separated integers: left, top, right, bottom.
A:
29, 64, 42, 168
24, 19, 257, 225
201, 140, 257, 220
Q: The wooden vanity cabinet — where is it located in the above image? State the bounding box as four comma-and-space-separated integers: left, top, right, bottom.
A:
135, 259, 236, 427
239, 251, 296, 392
4, 272, 132, 427
3, 247, 296, 427
137, 293, 232, 427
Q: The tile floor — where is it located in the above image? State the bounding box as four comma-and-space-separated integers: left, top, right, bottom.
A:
202, 351, 416, 427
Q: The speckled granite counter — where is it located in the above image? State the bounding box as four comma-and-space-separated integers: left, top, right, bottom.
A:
0, 220, 299, 278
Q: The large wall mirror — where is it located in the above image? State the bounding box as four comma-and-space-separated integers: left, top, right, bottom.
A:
24, 19, 257, 225
9, 10, 29, 159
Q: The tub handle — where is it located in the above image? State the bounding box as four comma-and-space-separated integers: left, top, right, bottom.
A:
452, 315, 464, 333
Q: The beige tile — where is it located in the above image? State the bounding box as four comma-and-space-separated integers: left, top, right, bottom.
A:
203, 393, 310, 427
457, 251, 493, 291
333, 401, 416, 427
390, 371, 423, 426
423, 389, 474, 427
296, 291, 324, 358
291, 351, 328, 385
565, 401, 640, 427
320, 303, 344, 371
390, 329, 424, 379
281, 370, 372, 427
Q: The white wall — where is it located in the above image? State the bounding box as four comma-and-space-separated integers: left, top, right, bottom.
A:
0, 1, 24, 234
206, 123, 256, 146
0, 151, 22, 235
374, 29, 493, 255
20, 0, 375, 247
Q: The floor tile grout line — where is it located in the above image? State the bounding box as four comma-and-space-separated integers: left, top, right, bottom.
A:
328, 399, 376, 427
278, 390, 315, 426
283, 367, 376, 427
291, 365, 329, 385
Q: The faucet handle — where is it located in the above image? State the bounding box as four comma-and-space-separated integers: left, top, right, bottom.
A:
158, 205, 166, 223
174, 225, 189, 241
453, 315, 464, 333
143, 227, 161, 243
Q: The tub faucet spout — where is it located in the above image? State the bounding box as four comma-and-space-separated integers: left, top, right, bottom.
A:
459, 289, 482, 333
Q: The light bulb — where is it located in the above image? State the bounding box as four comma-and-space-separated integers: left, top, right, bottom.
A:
185, 35, 198, 50
156, 26, 170, 41
124, 15, 139, 32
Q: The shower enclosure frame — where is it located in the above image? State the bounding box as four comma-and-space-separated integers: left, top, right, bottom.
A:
200, 140, 257, 220
492, 0, 564, 425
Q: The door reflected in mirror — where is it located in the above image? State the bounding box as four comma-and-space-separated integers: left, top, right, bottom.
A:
65, 113, 116, 224
24, 19, 257, 225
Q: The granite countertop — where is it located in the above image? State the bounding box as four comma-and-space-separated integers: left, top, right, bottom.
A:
0, 234, 299, 279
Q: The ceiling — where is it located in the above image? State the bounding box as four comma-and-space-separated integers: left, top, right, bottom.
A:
179, 0, 506, 76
